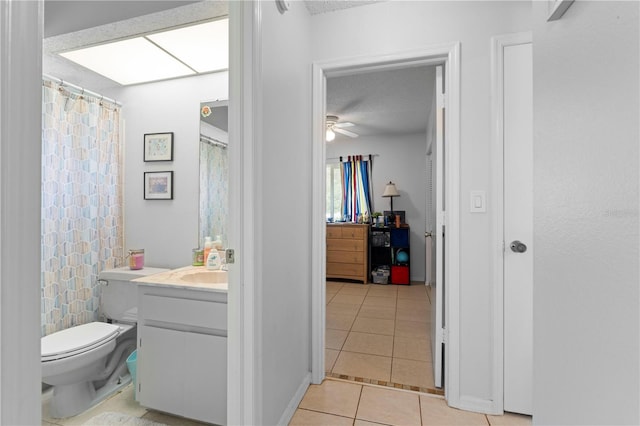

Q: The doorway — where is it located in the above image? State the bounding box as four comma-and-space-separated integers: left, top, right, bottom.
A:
311, 42, 461, 405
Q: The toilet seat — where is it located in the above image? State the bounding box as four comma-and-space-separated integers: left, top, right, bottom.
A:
42, 322, 120, 362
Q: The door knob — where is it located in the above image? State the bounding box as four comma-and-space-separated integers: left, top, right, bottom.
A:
510, 240, 527, 253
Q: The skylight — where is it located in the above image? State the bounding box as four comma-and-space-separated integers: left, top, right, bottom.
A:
59, 19, 229, 86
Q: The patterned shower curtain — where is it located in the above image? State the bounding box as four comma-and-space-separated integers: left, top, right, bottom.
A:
41, 80, 123, 336
341, 155, 372, 222
199, 139, 228, 247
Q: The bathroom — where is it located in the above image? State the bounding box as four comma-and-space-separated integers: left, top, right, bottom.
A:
41, 1, 230, 423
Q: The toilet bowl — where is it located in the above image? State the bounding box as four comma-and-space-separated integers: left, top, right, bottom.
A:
41, 267, 168, 419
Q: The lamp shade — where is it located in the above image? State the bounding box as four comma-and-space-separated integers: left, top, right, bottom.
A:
382, 182, 399, 197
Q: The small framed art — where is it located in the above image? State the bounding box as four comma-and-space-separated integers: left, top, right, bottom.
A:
144, 132, 174, 162
144, 171, 173, 200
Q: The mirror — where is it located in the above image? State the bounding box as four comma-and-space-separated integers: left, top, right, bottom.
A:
199, 100, 229, 249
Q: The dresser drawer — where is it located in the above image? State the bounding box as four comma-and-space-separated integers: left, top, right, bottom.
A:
327, 239, 364, 252
327, 262, 363, 277
327, 250, 364, 264
327, 225, 365, 240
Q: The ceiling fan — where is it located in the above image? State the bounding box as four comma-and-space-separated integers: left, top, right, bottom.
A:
326, 115, 359, 142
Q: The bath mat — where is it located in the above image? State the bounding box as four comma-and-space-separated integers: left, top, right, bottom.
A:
83, 411, 167, 426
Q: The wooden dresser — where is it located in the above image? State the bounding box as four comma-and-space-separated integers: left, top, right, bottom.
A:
326, 224, 369, 283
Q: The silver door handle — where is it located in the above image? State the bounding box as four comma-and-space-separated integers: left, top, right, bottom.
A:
425, 232, 432, 238
510, 240, 527, 253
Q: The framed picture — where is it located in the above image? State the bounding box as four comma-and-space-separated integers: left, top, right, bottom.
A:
144, 132, 174, 162
144, 171, 173, 200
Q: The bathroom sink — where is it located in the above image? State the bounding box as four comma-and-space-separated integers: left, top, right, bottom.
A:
179, 270, 227, 284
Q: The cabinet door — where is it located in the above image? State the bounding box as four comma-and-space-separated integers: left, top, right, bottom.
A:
184, 333, 227, 425
138, 326, 185, 416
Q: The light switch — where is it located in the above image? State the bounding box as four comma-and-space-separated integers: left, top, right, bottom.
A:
470, 190, 486, 213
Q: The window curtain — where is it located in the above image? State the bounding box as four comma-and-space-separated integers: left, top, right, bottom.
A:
341, 155, 372, 222
41, 80, 123, 336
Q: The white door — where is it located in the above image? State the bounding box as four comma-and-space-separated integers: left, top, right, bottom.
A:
431, 65, 445, 388
503, 42, 533, 415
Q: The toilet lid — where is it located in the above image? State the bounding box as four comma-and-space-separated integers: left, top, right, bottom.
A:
42, 322, 120, 361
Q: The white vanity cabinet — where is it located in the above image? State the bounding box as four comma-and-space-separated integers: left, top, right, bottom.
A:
136, 284, 227, 425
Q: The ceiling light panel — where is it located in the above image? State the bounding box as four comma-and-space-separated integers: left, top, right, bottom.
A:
60, 38, 196, 85
147, 19, 229, 73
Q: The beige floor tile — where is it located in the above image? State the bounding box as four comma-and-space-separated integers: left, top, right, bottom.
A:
46, 385, 148, 426
326, 348, 340, 372
367, 284, 397, 294
357, 305, 396, 320
326, 312, 357, 331
299, 380, 362, 418
42, 421, 60, 426
289, 408, 354, 426
397, 298, 430, 311
343, 332, 393, 357
395, 308, 430, 323
391, 358, 434, 389
486, 412, 532, 426
397, 285, 427, 297
354, 420, 389, 426
142, 410, 209, 426
338, 284, 370, 296
327, 302, 361, 316
351, 317, 395, 336
326, 293, 337, 304
331, 293, 366, 305
332, 352, 391, 382
395, 320, 428, 338
362, 296, 397, 309
356, 386, 421, 426
367, 288, 398, 299
326, 329, 349, 350
420, 395, 489, 425
327, 281, 345, 291
394, 336, 431, 362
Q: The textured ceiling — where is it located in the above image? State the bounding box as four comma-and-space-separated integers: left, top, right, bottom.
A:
327, 66, 435, 141
303, 0, 385, 15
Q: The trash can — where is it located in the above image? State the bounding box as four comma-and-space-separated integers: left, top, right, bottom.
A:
126, 350, 137, 398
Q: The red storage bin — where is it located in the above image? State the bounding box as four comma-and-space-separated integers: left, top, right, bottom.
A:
391, 265, 409, 285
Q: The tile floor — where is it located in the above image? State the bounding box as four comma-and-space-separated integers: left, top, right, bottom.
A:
41, 384, 209, 426
325, 280, 441, 394
291, 378, 532, 426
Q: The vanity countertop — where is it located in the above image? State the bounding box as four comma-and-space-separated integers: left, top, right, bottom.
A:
132, 265, 228, 293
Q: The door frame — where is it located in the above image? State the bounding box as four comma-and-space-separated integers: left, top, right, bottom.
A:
490, 31, 533, 415
310, 42, 461, 405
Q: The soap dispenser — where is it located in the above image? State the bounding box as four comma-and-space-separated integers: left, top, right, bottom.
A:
212, 235, 223, 251
206, 249, 221, 270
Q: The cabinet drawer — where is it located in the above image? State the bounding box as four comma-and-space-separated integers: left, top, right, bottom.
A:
327, 239, 364, 252
326, 226, 342, 239
326, 225, 365, 240
327, 262, 363, 277
142, 294, 227, 331
327, 250, 364, 264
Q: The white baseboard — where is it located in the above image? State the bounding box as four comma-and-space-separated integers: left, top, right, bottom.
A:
277, 372, 311, 426
453, 395, 501, 415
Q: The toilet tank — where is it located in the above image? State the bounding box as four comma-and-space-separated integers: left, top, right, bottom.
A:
98, 267, 169, 323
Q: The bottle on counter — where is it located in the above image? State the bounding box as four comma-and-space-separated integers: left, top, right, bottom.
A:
212, 235, 223, 251
203, 236, 213, 262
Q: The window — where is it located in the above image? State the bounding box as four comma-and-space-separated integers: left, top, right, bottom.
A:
326, 163, 342, 220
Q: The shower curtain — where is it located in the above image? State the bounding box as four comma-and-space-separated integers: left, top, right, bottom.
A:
41, 80, 123, 336
199, 139, 228, 248
341, 155, 372, 222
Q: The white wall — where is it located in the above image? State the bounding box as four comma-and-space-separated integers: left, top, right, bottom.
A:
327, 133, 428, 281
259, 1, 313, 424
311, 1, 531, 404
0, 2, 42, 424
532, 1, 639, 424
105, 73, 228, 269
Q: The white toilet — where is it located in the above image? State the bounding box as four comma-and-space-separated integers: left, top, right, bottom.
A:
41, 266, 168, 418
